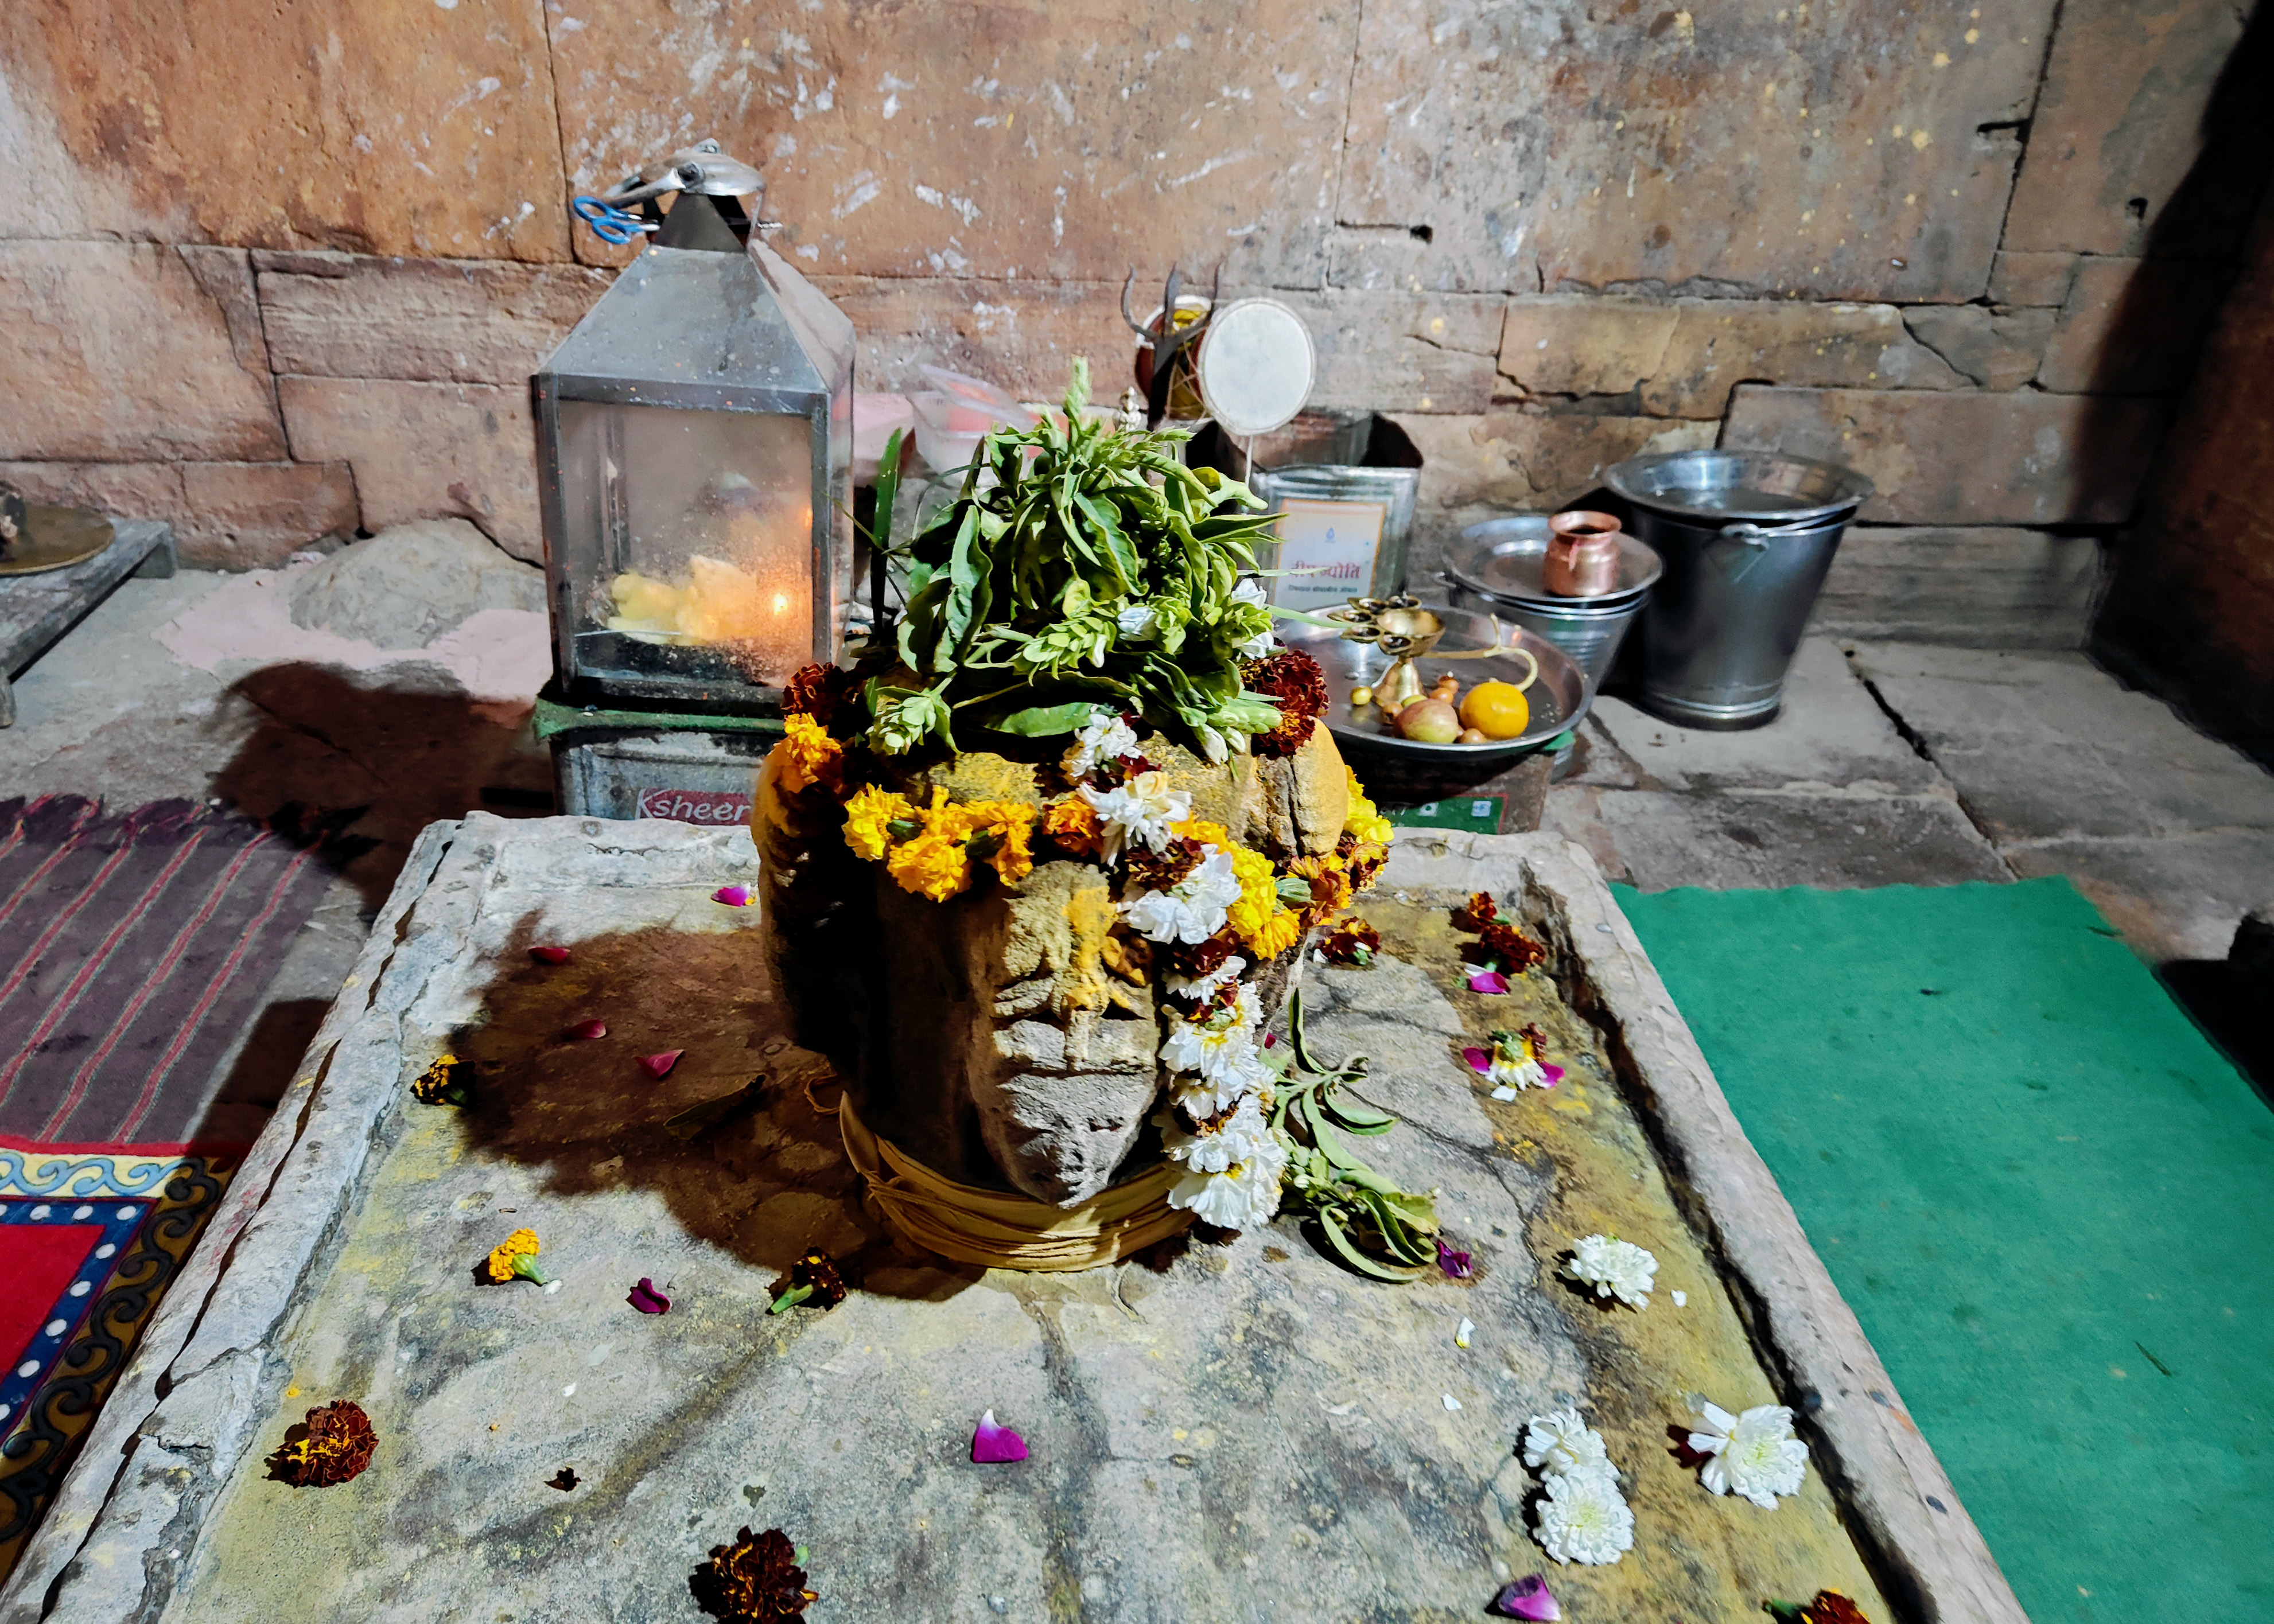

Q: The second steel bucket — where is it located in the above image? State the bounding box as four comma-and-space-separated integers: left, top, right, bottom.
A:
1606, 450, 1873, 729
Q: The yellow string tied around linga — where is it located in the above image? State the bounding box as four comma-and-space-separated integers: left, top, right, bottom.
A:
837, 1092, 1193, 1272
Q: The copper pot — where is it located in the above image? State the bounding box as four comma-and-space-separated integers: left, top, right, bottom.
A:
1543, 510, 1626, 598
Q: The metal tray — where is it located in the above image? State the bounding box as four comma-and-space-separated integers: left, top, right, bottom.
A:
1445, 515, 1661, 606
1278, 603, 1592, 761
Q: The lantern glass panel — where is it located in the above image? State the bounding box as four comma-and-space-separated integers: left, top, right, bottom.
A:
557, 400, 816, 691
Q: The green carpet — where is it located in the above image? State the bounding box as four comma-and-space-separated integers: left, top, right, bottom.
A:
1614, 878, 2273, 1624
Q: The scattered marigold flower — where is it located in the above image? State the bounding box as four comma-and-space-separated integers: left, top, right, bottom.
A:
1242, 649, 1329, 757
411, 1054, 475, 1107
1320, 914, 1381, 965
1494, 1574, 1562, 1619
547, 1467, 580, 1491
1468, 969, 1510, 994
1040, 793, 1103, 858
691, 1525, 817, 1622
640, 1049, 685, 1079
773, 714, 846, 796
712, 884, 753, 908
528, 945, 572, 964
1456, 890, 1505, 930
1764, 1593, 1872, 1624
971, 1408, 1030, 1463
272, 1399, 377, 1487
628, 1278, 671, 1314
567, 1018, 608, 1041
769, 1249, 847, 1313
485, 1228, 553, 1286
1437, 1237, 1475, 1280
1480, 918, 1549, 972
1289, 852, 1355, 917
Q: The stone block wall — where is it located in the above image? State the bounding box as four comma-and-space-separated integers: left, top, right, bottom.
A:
2, 0, 2264, 653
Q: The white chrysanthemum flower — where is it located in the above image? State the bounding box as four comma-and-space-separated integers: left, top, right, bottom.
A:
1167, 1137, 1287, 1230
1565, 1233, 1658, 1308
1478, 1031, 1548, 1090
1522, 1408, 1612, 1478
1082, 770, 1191, 863
1165, 954, 1247, 1002
1115, 602, 1158, 640
1060, 711, 1142, 780
1161, 1010, 1262, 1088
1688, 1401, 1809, 1509
1162, 1095, 1274, 1174
1119, 847, 1242, 945
1170, 1047, 1274, 1116
1533, 1467, 1634, 1565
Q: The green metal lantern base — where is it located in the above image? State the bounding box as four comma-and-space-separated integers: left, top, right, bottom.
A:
535, 691, 783, 824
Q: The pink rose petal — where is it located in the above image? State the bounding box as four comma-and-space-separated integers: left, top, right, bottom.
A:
640, 1049, 684, 1079
1463, 1047, 1493, 1077
971, 1409, 1029, 1463
1542, 1063, 1565, 1086
712, 884, 752, 907
567, 1018, 608, 1041
627, 1278, 671, 1314
1494, 1575, 1561, 1620
529, 945, 572, 965
1467, 969, 1510, 994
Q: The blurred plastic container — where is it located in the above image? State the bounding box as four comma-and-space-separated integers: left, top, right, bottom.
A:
852, 393, 914, 484
909, 365, 1026, 471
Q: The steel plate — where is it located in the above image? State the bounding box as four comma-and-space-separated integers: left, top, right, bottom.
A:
1278, 603, 1592, 761
0, 505, 115, 577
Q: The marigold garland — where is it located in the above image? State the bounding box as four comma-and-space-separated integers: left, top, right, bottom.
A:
774, 714, 845, 796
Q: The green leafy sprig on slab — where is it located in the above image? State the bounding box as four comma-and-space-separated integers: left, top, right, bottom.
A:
868, 359, 1288, 763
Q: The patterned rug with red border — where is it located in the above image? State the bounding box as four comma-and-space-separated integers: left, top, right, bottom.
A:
0, 795, 336, 1582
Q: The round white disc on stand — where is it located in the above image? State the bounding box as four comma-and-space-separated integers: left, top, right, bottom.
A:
1194, 298, 1316, 438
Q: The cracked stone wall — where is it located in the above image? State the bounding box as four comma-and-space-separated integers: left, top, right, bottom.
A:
2, 0, 2265, 647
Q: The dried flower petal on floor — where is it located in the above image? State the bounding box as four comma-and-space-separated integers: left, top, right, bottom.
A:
712, 884, 753, 908
1320, 914, 1381, 965
1467, 969, 1510, 994
485, 1228, 553, 1286
270, 1399, 377, 1487
567, 1018, 607, 1041
971, 1409, 1029, 1463
640, 1049, 685, 1078
1493, 1574, 1562, 1619
768, 1249, 846, 1313
410, 1054, 475, 1107
690, 1526, 817, 1621
528, 945, 571, 964
1436, 1238, 1474, 1280
1762, 1590, 1872, 1624
628, 1278, 671, 1314
547, 1467, 580, 1491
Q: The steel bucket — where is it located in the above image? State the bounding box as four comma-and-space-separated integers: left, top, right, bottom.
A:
1607, 450, 1873, 729
1440, 516, 1659, 690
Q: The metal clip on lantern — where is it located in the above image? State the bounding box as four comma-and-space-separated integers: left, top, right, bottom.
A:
573, 139, 778, 251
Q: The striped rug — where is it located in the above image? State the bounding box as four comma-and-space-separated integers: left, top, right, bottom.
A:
0, 796, 335, 1147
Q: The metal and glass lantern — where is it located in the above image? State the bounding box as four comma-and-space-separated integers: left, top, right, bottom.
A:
534, 154, 854, 712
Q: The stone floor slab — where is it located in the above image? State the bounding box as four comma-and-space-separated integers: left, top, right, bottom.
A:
1589, 789, 2013, 893
1589, 639, 1944, 795
2004, 831, 2274, 963
1848, 644, 2274, 842
9, 820, 2023, 1624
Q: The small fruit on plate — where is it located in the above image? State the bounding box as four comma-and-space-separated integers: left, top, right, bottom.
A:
1459, 727, 1488, 744
1459, 680, 1530, 740
1397, 698, 1462, 743
1350, 685, 1374, 707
